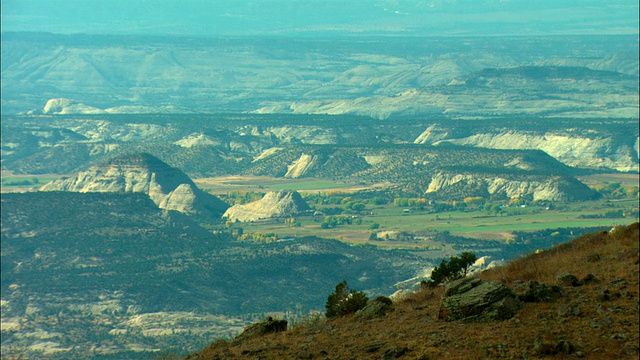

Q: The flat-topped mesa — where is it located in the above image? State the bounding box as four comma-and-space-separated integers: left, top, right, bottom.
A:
40, 153, 229, 218
223, 191, 312, 222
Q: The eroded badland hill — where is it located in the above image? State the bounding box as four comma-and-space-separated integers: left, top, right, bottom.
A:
187, 223, 639, 359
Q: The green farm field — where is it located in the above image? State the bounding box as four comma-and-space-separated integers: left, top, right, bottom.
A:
227, 198, 639, 248
0, 172, 66, 192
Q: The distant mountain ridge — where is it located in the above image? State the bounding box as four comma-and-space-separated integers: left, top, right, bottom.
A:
40, 153, 229, 218
2, 33, 637, 119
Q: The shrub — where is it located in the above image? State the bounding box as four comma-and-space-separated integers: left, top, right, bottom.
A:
325, 280, 369, 318
424, 252, 477, 288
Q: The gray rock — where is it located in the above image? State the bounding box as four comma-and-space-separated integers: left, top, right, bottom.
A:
356, 296, 394, 320
556, 272, 581, 286
514, 280, 563, 302
554, 340, 575, 355
439, 277, 522, 322
557, 304, 582, 317
233, 316, 288, 343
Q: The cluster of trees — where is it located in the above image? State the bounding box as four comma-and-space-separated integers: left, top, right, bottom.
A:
222, 190, 265, 205
578, 210, 625, 219
591, 182, 638, 199
237, 232, 279, 243
324, 280, 369, 318
320, 216, 354, 229
393, 197, 428, 207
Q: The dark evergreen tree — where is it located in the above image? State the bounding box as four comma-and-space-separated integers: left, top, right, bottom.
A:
325, 280, 369, 318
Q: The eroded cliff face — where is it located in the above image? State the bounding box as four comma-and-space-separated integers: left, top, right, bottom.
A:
425, 171, 597, 202
39, 153, 229, 218
284, 154, 320, 178
415, 129, 639, 172
223, 191, 311, 222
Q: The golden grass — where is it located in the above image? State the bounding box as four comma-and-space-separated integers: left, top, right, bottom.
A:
186, 223, 639, 359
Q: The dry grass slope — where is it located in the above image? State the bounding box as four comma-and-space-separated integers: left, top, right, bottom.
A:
186, 223, 639, 359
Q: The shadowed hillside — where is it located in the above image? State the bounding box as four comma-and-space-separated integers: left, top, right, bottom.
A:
187, 223, 639, 359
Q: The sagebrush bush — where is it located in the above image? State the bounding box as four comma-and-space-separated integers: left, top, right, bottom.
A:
325, 280, 369, 318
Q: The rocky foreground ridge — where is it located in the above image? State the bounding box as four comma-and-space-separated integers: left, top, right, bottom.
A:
223, 191, 312, 222
39, 153, 229, 218
187, 223, 639, 359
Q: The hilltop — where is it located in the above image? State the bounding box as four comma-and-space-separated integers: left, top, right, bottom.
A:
223, 191, 312, 222
39, 153, 230, 219
187, 223, 639, 359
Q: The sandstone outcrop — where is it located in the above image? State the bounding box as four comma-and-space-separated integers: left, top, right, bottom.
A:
43, 98, 106, 115
415, 129, 639, 173
223, 191, 311, 222
425, 171, 596, 202
39, 153, 229, 218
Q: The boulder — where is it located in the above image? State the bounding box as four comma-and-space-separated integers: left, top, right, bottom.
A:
438, 277, 522, 322
513, 280, 563, 302
233, 317, 287, 343
556, 272, 581, 287
356, 296, 394, 320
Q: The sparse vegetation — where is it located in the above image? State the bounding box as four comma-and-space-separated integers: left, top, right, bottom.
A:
187, 223, 640, 359
324, 280, 369, 318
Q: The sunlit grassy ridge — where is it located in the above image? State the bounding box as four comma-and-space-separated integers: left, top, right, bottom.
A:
187, 223, 639, 359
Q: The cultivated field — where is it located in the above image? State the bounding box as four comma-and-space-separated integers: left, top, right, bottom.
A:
194, 175, 391, 194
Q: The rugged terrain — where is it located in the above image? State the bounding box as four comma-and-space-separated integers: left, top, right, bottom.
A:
1, 32, 638, 360
0, 192, 427, 359
2, 114, 637, 181
2, 34, 638, 120
187, 223, 640, 359
39, 153, 230, 218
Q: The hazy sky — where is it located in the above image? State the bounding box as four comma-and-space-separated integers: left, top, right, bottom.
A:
1, 0, 638, 37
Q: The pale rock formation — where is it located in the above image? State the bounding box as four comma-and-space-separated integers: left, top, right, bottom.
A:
413, 124, 450, 144
174, 133, 223, 148
436, 131, 638, 172
284, 154, 319, 178
252, 147, 284, 163
425, 171, 595, 202
43, 98, 106, 115
267, 126, 338, 144
223, 191, 311, 222
39, 153, 229, 218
